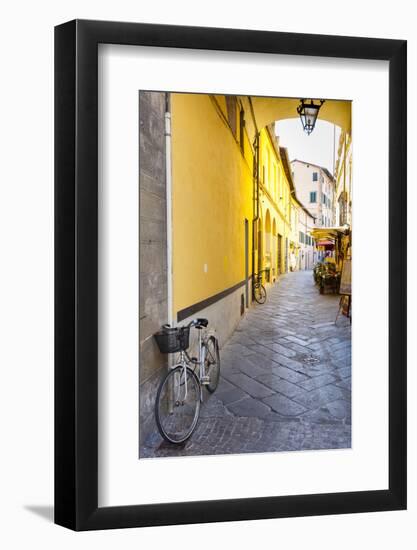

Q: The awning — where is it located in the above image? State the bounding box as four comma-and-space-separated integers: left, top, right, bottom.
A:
317, 240, 334, 246
310, 225, 350, 238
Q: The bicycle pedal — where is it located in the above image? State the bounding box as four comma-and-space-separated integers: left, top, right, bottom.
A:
201, 376, 210, 384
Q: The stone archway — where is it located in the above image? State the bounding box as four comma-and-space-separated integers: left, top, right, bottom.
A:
241, 96, 351, 142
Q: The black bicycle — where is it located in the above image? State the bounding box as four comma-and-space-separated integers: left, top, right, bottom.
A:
153, 318, 221, 444
253, 273, 267, 304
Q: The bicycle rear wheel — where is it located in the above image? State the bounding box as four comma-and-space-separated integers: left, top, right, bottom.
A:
155, 366, 201, 444
204, 336, 220, 393
254, 283, 267, 304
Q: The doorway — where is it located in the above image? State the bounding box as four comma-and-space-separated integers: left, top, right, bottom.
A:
277, 234, 282, 274
285, 237, 288, 273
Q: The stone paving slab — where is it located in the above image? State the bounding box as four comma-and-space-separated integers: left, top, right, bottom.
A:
284, 335, 312, 346
233, 354, 271, 378
262, 393, 307, 416
335, 377, 351, 390
292, 384, 348, 409
215, 377, 235, 392
298, 373, 338, 391
268, 364, 309, 383
273, 355, 316, 373
224, 343, 255, 357
245, 343, 283, 362
334, 366, 351, 378
257, 374, 308, 400
215, 387, 249, 405
227, 396, 272, 418
255, 372, 289, 392
300, 407, 344, 425
281, 340, 316, 355
222, 372, 274, 399
326, 399, 351, 421
268, 342, 298, 358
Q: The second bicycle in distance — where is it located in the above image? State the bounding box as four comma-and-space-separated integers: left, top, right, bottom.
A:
253, 272, 267, 304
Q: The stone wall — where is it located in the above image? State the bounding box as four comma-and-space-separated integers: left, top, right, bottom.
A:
139, 91, 168, 451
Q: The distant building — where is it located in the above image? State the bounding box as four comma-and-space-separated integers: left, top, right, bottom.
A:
279, 148, 316, 271
334, 131, 352, 227
297, 205, 317, 270
291, 160, 335, 228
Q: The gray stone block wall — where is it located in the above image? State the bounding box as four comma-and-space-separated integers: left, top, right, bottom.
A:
139, 91, 168, 450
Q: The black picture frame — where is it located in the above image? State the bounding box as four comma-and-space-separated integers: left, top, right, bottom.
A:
55, 19, 407, 531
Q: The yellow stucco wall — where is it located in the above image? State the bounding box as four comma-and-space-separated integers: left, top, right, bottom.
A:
171, 93, 253, 317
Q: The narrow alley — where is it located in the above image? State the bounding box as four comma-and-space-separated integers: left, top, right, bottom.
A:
141, 270, 351, 457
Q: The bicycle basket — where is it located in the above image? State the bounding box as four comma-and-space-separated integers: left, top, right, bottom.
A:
153, 325, 190, 354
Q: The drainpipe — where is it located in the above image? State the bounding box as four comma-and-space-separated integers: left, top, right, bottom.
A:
165, 94, 173, 328
251, 133, 260, 299
248, 97, 260, 301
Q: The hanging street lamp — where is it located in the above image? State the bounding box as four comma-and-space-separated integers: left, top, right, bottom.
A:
297, 99, 325, 135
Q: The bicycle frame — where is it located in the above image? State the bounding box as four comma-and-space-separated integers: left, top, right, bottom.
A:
170, 327, 207, 403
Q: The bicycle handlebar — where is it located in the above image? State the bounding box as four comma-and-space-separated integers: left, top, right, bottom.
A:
188, 318, 209, 328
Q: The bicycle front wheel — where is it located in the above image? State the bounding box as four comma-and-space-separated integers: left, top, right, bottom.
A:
155, 366, 201, 444
254, 283, 267, 304
204, 336, 220, 393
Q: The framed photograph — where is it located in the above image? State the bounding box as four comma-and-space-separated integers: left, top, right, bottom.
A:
55, 20, 406, 530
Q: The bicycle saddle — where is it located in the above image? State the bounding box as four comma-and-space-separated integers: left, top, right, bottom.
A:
194, 318, 208, 329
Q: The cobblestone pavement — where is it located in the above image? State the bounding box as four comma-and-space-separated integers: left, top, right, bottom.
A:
141, 270, 351, 457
